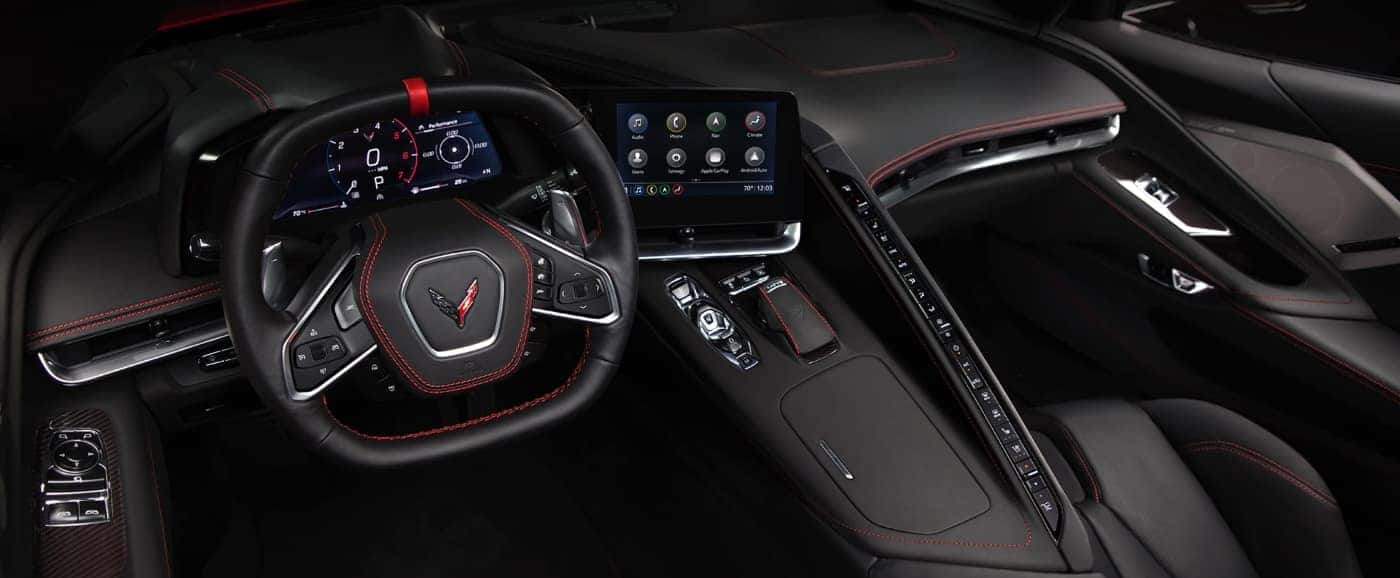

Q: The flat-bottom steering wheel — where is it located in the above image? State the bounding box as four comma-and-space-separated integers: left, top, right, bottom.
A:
222, 80, 637, 467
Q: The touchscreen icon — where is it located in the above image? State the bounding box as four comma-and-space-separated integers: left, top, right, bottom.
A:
744, 146, 765, 167
705, 148, 726, 167
627, 113, 648, 134
666, 148, 687, 168
627, 149, 647, 169
666, 112, 687, 133
744, 111, 766, 132
706, 112, 727, 132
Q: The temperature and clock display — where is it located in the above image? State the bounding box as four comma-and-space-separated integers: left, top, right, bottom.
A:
276, 111, 502, 220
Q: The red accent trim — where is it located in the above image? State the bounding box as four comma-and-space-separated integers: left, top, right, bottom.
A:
157, 0, 304, 31
402, 77, 430, 117
215, 69, 271, 112
145, 430, 174, 577
1181, 440, 1338, 508
444, 40, 470, 78
1231, 305, 1400, 406
810, 165, 1036, 547
27, 283, 222, 346
757, 279, 836, 355
734, 13, 958, 77
1069, 172, 1356, 306
1053, 421, 1102, 503
867, 102, 1126, 186
455, 278, 480, 328
325, 330, 590, 441
356, 201, 534, 395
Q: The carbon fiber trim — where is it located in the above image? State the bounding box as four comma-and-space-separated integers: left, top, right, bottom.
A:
36, 410, 127, 578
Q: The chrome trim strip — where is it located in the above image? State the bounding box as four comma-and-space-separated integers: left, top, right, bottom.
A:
1116, 174, 1232, 237
638, 222, 802, 262
37, 323, 230, 386
397, 250, 507, 359
503, 222, 623, 326
289, 345, 378, 402
818, 440, 855, 481
879, 115, 1121, 207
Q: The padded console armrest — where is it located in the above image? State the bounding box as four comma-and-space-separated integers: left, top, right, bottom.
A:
757, 276, 838, 356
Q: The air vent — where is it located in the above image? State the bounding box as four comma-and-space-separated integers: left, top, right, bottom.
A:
638, 222, 801, 261
1334, 237, 1400, 254
37, 302, 228, 386
878, 114, 1121, 206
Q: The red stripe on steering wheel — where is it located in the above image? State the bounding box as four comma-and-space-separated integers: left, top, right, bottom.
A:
402, 77, 429, 116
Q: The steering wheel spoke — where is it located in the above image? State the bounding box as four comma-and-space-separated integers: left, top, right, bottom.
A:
279, 242, 378, 400
502, 220, 622, 326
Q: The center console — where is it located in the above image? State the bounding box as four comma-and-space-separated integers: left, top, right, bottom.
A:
610, 94, 1096, 574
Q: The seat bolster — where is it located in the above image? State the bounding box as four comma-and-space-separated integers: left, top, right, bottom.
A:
1142, 399, 1364, 578
1040, 399, 1257, 578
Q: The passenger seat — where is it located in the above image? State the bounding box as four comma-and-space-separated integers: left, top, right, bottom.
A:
1030, 399, 1363, 578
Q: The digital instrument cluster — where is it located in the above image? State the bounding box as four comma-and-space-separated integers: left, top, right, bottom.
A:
276, 111, 502, 220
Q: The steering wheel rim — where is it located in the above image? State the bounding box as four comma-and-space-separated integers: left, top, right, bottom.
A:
222, 79, 637, 467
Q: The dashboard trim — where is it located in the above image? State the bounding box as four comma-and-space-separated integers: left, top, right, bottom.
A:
36, 322, 231, 386
879, 114, 1120, 207
639, 222, 802, 262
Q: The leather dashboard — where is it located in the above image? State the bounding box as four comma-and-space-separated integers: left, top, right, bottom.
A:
483, 12, 1122, 186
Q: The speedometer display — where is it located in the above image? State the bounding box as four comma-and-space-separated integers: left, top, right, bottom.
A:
326, 118, 419, 198
277, 111, 502, 220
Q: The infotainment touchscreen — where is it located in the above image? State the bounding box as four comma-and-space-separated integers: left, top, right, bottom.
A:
589, 89, 801, 229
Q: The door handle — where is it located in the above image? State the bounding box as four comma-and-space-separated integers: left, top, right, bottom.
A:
1138, 253, 1214, 295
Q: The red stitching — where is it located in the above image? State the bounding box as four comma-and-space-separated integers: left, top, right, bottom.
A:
867, 102, 1126, 185
811, 166, 1036, 546
27, 282, 221, 338
1181, 440, 1337, 508
219, 68, 272, 110
145, 430, 173, 577
1231, 305, 1400, 406
325, 330, 590, 440
1360, 161, 1400, 175
27, 288, 222, 346
1052, 421, 1101, 503
758, 289, 802, 353
828, 513, 1033, 549
215, 69, 269, 111
758, 279, 835, 354
445, 40, 470, 78
734, 13, 958, 78
1070, 172, 1397, 405
1070, 172, 1358, 305
788, 280, 836, 336
356, 202, 534, 394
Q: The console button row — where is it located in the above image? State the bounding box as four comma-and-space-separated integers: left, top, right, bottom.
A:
827, 168, 1060, 535
719, 263, 770, 295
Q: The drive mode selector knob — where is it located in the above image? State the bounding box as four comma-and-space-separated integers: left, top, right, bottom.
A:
694, 304, 736, 341
52, 439, 101, 474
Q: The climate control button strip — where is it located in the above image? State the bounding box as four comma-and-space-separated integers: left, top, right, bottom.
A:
826, 168, 1063, 537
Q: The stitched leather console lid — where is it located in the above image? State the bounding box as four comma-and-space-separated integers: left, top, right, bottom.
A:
781, 355, 989, 534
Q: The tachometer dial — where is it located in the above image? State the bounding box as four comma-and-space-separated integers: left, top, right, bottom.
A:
325, 119, 419, 199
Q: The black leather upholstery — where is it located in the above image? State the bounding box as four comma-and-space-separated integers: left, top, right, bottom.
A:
223, 80, 636, 467
483, 12, 1122, 186
1032, 399, 1363, 578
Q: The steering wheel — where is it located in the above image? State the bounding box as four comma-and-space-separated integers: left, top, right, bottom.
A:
221, 80, 637, 467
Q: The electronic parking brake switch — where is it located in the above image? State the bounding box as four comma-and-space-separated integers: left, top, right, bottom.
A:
756, 277, 837, 358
